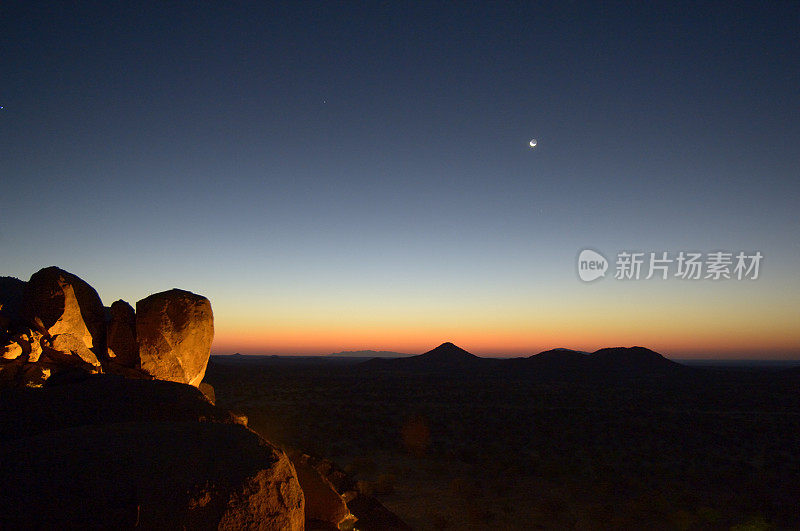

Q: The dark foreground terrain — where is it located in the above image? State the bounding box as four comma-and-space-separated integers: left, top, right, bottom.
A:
206, 350, 800, 530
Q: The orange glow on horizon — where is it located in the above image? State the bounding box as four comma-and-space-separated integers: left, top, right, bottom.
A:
209, 281, 800, 359
212, 316, 800, 359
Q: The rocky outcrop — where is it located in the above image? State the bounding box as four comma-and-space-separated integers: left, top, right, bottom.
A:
0, 268, 318, 529
283, 452, 410, 530
290, 453, 353, 528
1, 340, 23, 360
0, 375, 305, 529
199, 381, 216, 404
1, 268, 217, 390
1, 422, 305, 530
137, 289, 214, 387
18, 328, 44, 362
107, 299, 138, 367
1, 329, 100, 388
0, 376, 230, 437
0, 267, 417, 530
45, 333, 102, 370
21, 266, 106, 353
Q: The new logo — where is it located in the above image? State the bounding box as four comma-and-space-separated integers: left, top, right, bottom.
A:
578, 249, 608, 282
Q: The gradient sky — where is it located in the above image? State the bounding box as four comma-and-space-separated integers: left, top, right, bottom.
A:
2, 2, 798, 358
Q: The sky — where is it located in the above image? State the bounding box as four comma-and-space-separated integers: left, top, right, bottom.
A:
1, 2, 798, 358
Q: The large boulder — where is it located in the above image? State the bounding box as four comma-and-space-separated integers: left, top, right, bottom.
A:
0, 422, 304, 529
107, 299, 138, 367
136, 289, 214, 387
21, 267, 106, 353
0, 376, 305, 529
0, 375, 231, 439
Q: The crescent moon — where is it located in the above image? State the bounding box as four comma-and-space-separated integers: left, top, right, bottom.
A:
529, 139, 537, 148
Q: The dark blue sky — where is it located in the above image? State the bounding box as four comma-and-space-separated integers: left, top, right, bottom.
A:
2, 2, 798, 356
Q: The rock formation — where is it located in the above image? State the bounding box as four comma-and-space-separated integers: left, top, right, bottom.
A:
290, 453, 354, 528
0, 266, 409, 529
21, 266, 106, 353
286, 453, 411, 530
0, 376, 305, 529
1, 340, 23, 360
1, 268, 216, 390
137, 288, 214, 387
46, 333, 103, 369
107, 299, 138, 367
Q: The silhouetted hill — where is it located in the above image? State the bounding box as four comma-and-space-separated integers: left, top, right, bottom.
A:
361, 342, 485, 371
529, 348, 589, 363
416, 342, 478, 363
519, 346, 681, 371
530, 347, 588, 357
589, 346, 683, 373
329, 350, 411, 359
512, 345, 686, 378
362, 342, 688, 379
503, 348, 591, 376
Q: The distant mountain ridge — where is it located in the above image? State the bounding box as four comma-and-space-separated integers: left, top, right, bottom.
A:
360, 342, 482, 370
523, 345, 683, 376
362, 342, 686, 377
528, 348, 589, 362
328, 350, 412, 359
591, 346, 672, 366
413, 342, 478, 362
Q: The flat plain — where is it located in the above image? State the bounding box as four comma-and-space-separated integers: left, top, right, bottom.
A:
206, 354, 800, 530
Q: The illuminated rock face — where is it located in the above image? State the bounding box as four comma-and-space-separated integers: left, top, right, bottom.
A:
1, 341, 23, 360
107, 299, 138, 367
45, 333, 102, 370
21, 266, 106, 353
0, 272, 303, 528
2, 268, 216, 389
136, 289, 214, 388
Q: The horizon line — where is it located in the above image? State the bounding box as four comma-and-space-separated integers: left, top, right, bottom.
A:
210, 349, 800, 362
